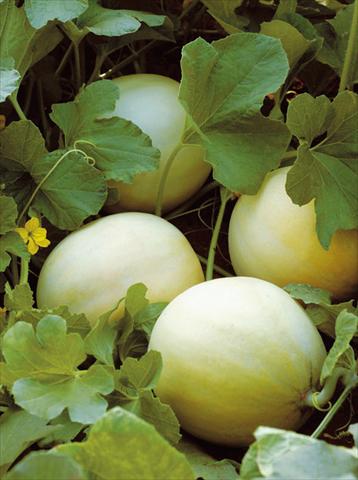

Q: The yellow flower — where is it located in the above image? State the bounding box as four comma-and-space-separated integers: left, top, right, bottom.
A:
15, 217, 50, 255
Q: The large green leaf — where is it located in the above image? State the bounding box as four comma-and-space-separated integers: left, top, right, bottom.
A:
0, 409, 56, 469
260, 20, 310, 67
58, 407, 195, 479
0, 1, 63, 78
0, 232, 30, 273
24, 0, 88, 29
178, 437, 240, 479
179, 34, 290, 193
320, 309, 358, 383
316, 3, 358, 86
284, 283, 357, 337
201, 0, 248, 33
0, 58, 21, 102
286, 92, 358, 248
0, 195, 17, 235
77, 0, 166, 36
31, 149, 107, 230
4, 451, 88, 480
50, 81, 160, 183
2, 316, 114, 423
0, 121, 107, 230
240, 427, 358, 479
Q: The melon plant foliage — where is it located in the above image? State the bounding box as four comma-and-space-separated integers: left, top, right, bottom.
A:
0, 0, 357, 479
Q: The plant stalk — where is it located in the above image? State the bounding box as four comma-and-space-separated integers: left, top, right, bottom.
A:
311, 382, 356, 439
164, 181, 219, 221
205, 188, 231, 281
101, 41, 157, 80
10, 95, 27, 121
19, 257, 29, 285
55, 43, 73, 77
73, 41, 82, 91
155, 144, 183, 217
198, 255, 233, 278
339, 0, 358, 92
11, 257, 19, 286
304, 368, 346, 410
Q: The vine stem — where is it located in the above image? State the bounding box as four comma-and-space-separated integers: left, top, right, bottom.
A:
164, 181, 219, 221
17, 148, 87, 225
281, 149, 297, 162
339, 0, 358, 92
55, 43, 73, 77
73, 41, 82, 91
155, 143, 183, 217
311, 382, 355, 439
205, 188, 232, 281
10, 95, 27, 121
198, 255, 233, 278
11, 257, 19, 286
19, 257, 29, 285
101, 40, 157, 80
303, 368, 346, 409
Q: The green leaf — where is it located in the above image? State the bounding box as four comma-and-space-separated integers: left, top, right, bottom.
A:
38, 412, 83, 446
20, 306, 91, 338
284, 283, 331, 304
0, 1, 63, 78
202, 115, 291, 193
240, 426, 358, 479
0, 120, 47, 171
286, 91, 358, 248
77, 0, 166, 37
178, 437, 239, 479
2, 316, 114, 422
24, 0, 88, 29
0, 195, 17, 235
260, 20, 310, 67
116, 284, 166, 361
275, 0, 297, 17
201, 0, 248, 33
0, 121, 107, 230
3, 316, 86, 379
0, 409, 56, 468
316, 3, 358, 86
58, 407, 195, 479
4, 283, 34, 311
320, 309, 358, 383
179, 34, 290, 193
50, 80, 160, 183
84, 304, 121, 366
4, 451, 88, 480
115, 351, 162, 396
284, 283, 356, 337
121, 390, 181, 445
0, 59, 21, 102
0, 232, 30, 273
286, 93, 333, 144
111, 351, 180, 444
31, 149, 107, 230
13, 365, 113, 424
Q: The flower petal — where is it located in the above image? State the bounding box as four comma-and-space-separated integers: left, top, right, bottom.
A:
27, 237, 39, 255
15, 227, 29, 243
32, 227, 48, 242
35, 237, 51, 248
25, 217, 40, 232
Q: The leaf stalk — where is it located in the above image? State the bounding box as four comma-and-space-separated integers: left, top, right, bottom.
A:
155, 143, 183, 217
10, 95, 27, 121
205, 188, 232, 281
339, 0, 358, 92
